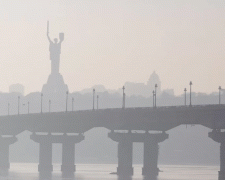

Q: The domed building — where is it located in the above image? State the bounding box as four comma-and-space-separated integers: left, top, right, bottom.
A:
147, 71, 161, 95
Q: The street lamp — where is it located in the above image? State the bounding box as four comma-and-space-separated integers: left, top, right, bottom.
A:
93, 88, 95, 110
122, 86, 125, 109
155, 84, 158, 107
49, 100, 51, 113
152, 90, 155, 107
18, 96, 20, 115
219, 86, 222, 105
41, 93, 43, 113
189, 81, 192, 107
28, 101, 29, 114
72, 97, 74, 111
8, 103, 10, 116
66, 91, 68, 112
97, 95, 99, 110
184, 88, 187, 106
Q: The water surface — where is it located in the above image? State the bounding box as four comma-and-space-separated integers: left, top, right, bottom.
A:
0, 163, 219, 180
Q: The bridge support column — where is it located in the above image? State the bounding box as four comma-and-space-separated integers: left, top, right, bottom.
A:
117, 138, 133, 176
30, 133, 53, 172
61, 134, 84, 174
209, 130, 225, 180
109, 131, 133, 176
142, 132, 168, 177
0, 136, 17, 169
62, 142, 75, 172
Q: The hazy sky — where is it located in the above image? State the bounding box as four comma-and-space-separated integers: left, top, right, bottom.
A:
0, 0, 225, 95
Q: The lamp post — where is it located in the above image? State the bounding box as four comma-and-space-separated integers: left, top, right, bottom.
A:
41, 93, 43, 113
152, 90, 155, 107
122, 86, 125, 109
49, 100, 51, 113
97, 95, 99, 110
66, 91, 68, 112
219, 86, 222, 105
8, 103, 10, 116
72, 97, 74, 111
189, 81, 192, 107
93, 88, 95, 110
184, 88, 187, 106
28, 101, 29, 114
155, 84, 158, 107
18, 96, 20, 115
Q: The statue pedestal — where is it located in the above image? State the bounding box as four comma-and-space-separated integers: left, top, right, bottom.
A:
42, 73, 68, 95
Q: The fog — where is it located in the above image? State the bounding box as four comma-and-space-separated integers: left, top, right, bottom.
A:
0, 1, 224, 179
0, 0, 225, 95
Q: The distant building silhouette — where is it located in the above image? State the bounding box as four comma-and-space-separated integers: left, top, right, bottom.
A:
79, 85, 107, 94
9, 84, 24, 95
162, 89, 174, 96
147, 71, 161, 95
122, 71, 162, 97
77, 71, 169, 98
123, 82, 149, 97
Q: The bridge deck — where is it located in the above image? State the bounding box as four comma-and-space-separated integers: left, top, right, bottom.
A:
0, 105, 225, 135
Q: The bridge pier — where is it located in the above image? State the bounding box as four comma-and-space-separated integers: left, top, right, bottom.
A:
30, 133, 53, 172
117, 138, 133, 176
109, 131, 168, 177
31, 133, 84, 174
142, 132, 168, 177
61, 133, 84, 175
109, 131, 133, 176
0, 136, 17, 169
209, 130, 225, 180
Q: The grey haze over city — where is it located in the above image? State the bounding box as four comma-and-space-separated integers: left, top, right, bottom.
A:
0, 0, 225, 180
0, 0, 225, 95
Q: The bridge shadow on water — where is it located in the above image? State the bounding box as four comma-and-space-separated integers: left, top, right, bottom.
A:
38, 173, 158, 180
117, 175, 132, 180
117, 175, 158, 180
0, 169, 8, 177
39, 172, 75, 180
143, 176, 158, 180
0, 169, 158, 180
39, 171, 52, 180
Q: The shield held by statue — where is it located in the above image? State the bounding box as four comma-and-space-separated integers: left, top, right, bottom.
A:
59, 33, 64, 41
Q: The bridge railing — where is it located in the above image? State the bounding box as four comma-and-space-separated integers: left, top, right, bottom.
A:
3, 104, 225, 117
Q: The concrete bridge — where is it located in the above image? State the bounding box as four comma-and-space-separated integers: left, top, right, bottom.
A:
1, 105, 225, 179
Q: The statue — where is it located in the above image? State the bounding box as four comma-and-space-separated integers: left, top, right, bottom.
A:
42, 21, 68, 95
47, 21, 64, 74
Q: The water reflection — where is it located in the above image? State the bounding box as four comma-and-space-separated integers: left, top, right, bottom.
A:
0, 169, 8, 177
143, 176, 158, 180
117, 175, 132, 180
62, 172, 75, 179
117, 175, 158, 180
39, 172, 77, 180
39, 171, 52, 180
0, 164, 218, 180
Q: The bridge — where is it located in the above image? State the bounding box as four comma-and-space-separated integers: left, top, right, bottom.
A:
1, 16, 224, 179
0, 105, 225, 179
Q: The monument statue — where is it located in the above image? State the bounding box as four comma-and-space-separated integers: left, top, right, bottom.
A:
47, 21, 64, 74
42, 21, 68, 95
